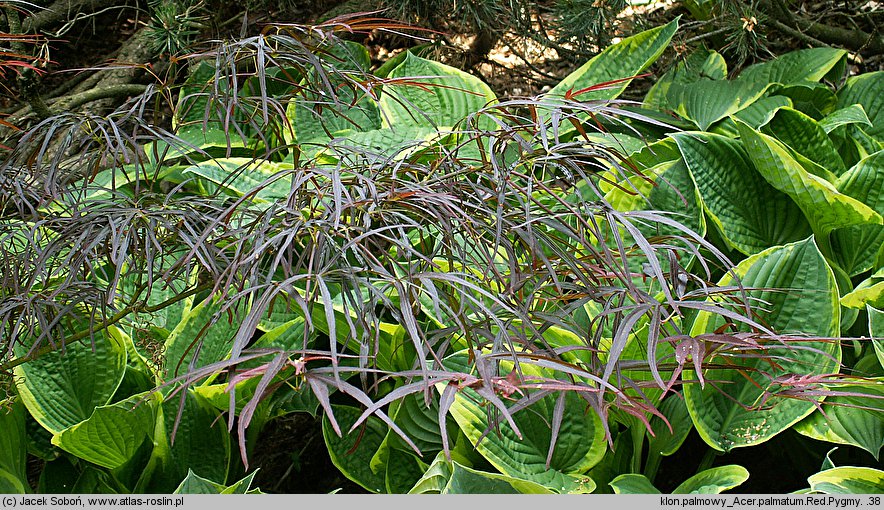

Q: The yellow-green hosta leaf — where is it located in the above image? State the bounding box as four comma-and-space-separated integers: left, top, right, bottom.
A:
820, 104, 873, 134
841, 268, 884, 309
408, 452, 558, 494
736, 121, 882, 237
837, 71, 884, 139
546, 18, 678, 105
808, 467, 884, 494
738, 48, 848, 87
685, 237, 842, 452
870, 306, 884, 371
142, 389, 231, 493
605, 158, 706, 240
444, 360, 606, 493
51, 392, 159, 469
146, 126, 253, 166
673, 465, 750, 494
0, 400, 28, 493
674, 131, 811, 255
793, 383, 884, 460
831, 151, 884, 276
381, 52, 496, 130
444, 462, 559, 494
14, 329, 128, 434
182, 157, 294, 201
669, 78, 772, 131
764, 107, 847, 177
163, 295, 240, 385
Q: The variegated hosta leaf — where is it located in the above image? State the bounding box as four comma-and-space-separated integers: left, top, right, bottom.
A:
793, 383, 884, 460
182, 157, 295, 201
871, 305, 884, 371
14, 328, 128, 434
840, 268, 884, 309
673, 131, 811, 255
837, 71, 884, 140
764, 107, 846, 178
738, 47, 848, 87
830, 150, 884, 276
380, 52, 497, 131
736, 122, 881, 238
408, 451, 558, 494
808, 467, 884, 494
685, 237, 842, 452
442, 353, 605, 493
546, 18, 679, 104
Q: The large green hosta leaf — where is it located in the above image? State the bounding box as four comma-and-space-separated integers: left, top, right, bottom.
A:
546, 18, 679, 104
730, 95, 792, 129
444, 356, 606, 493
163, 295, 239, 385
609, 474, 661, 494
51, 392, 159, 469
319, 126, 447, 161
14, 329, 128, 434
793, 383, 884, 460
322, 404, 388, 494
764, 107, 847, 177
380, 52, 496, 130
668, 78, 772, 131
830, 151, 884, 276
736, 122, 881, 238
738, 48, 848, 87
673, 131, 811, 255
685, 237, 842, 451
286, 41, 380, 144
142, 390, 231, 492
0, 400, 29, 493
837, 71, 884, 139
647, 392, 692, 458
182, 158, 294, 201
